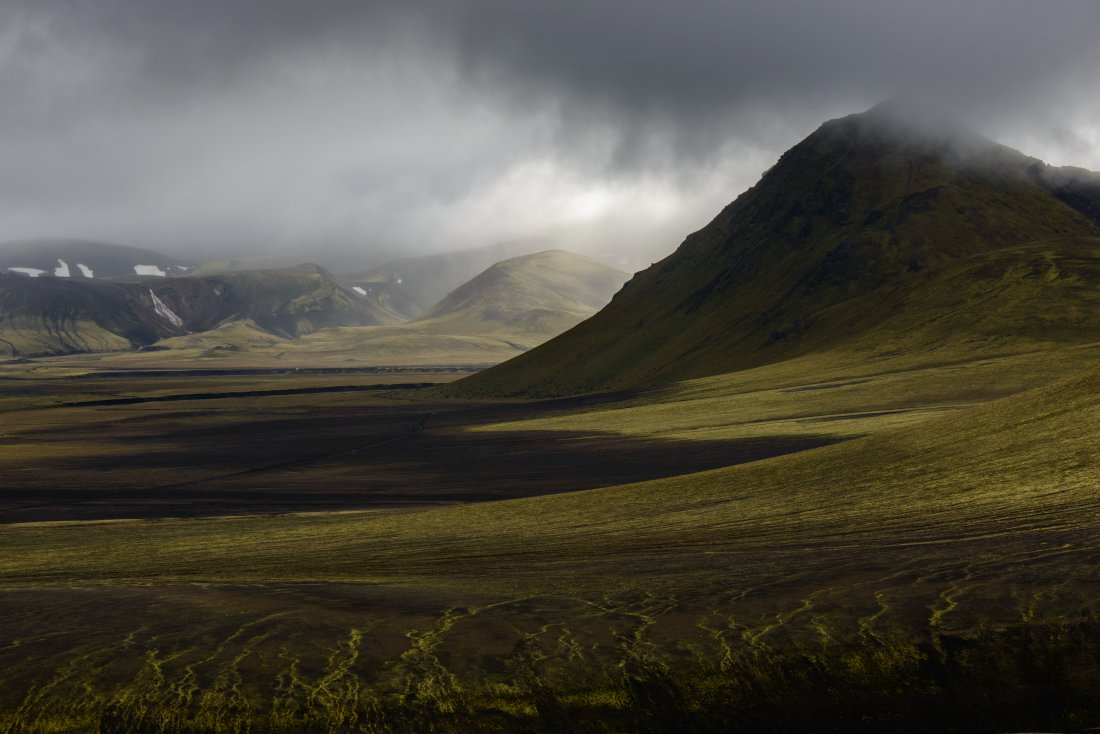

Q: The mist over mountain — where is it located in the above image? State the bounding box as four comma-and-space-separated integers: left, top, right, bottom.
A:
348, 239, 554, 319
9, 5, 1100, 733
456, 103, 1100, 396
0, 245, 625, 364
0, 239, 192, 279
0, 264, 397, 357
417, 250, 628, 338
2, 1, 1099, 265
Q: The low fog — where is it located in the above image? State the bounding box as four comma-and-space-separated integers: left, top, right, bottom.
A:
2, 0, 1099, 268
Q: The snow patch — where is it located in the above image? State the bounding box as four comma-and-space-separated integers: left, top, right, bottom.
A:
353, 286, 367, 296
8, 267, 45, 277
134, 264, 167, 277
76, 263, 94, 278
54, 259, 70, 277
149, 290, 184, 328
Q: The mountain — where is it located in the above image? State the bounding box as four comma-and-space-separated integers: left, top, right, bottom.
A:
0, 264, 397, 357
192, 264, 402, 336
0, 239, 193, 279
347, 239, 553, 319
414, 250, 629, 338
113, 250, 628, 368
187, 249, 398, 278
453, 101, 1100, 396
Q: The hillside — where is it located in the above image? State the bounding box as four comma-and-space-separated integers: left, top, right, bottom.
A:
0, 238, 192, 279
0, 264, 397, 357
415, 249, 629, 337
5, 346, 1100, 730
194, 264, 402, 336
311, 250, 628, 364
348, 239, 552, 318
453, 102, 1100, 396
89, 250, 628, 368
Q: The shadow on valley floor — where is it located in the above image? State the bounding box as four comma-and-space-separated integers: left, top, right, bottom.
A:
0, 391, 847, 523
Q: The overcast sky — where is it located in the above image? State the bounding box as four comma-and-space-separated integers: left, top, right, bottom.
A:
2, 0, 1099, 266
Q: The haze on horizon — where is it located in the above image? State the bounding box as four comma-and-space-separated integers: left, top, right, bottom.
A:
2, 0, 1099, 267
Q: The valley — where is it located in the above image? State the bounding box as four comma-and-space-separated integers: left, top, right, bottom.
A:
4, 101, 1100, 732
4, 336, 1100, 731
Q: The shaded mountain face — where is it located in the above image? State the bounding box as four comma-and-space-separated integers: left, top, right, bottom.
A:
0, 239, 192, 279
0, 264, 397, 357
416, 250, 630, 338
455, 102, 1100, 396
348, 239, 552, 319
120, 250, 628, 368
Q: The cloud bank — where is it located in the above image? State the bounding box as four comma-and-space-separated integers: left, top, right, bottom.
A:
2, 0, 1098, 265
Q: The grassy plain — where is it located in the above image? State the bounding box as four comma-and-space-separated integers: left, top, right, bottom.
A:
2, 346, 1100, 731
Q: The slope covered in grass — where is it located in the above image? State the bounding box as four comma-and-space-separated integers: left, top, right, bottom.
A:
415, 250, 628, 337
454, 102, 1100, 397
3, 352, 1100, 731
347, 239, 552, 319
5, 354, 1099, 586
105, 251, 627, 368
0, 264, 398, 356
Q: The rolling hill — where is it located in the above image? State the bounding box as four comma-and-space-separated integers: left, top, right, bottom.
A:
0, 238, 193, 279
0, 264, 397, 357
453, 101, 1100, 396
286, 250, 628, 364
414, 249, 629, 338
347, 238, 554, 319
117, 250, 629, 368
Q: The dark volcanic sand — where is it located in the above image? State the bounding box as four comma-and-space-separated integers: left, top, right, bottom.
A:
0, 387, 845, 523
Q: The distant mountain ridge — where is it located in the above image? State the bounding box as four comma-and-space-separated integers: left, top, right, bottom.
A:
142, 250, 630, 367
417, 250, 629, 338
0, 249, 625, 363
348, 239, 554, 319
0, 263, 397, 357
0, 239, 192, 279
453, 101, 1100, 396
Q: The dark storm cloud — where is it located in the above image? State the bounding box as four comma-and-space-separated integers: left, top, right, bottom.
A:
444, 0, 1100, 165
1, 0, 1098, 263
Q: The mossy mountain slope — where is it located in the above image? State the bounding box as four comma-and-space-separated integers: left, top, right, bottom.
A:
0, 264, 397, 356
348, 239, 551, 319
454, 103, 1100, 396
181, 251, 626, 365
415, 250, 629, 337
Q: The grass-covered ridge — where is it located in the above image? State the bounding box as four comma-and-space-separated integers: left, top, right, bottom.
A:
0, 263, 399, 357
453, 103, 1100, 397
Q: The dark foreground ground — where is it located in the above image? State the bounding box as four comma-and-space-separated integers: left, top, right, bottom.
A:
0, 370, 839, 523
3, 356, 1100, 733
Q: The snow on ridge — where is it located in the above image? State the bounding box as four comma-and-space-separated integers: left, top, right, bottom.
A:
76, 263, 94, 278
54, 259, 70, 277
353, 286, 367, 296
134, 264, 167, 277
149, 289, 184, 328
9, 267, 45, 277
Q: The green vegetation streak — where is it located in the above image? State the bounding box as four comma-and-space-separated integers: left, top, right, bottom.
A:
3, 348, 1100, 731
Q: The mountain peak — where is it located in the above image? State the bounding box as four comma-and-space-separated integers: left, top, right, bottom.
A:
811, 99, 998, 163
453, 105, 1100, 397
